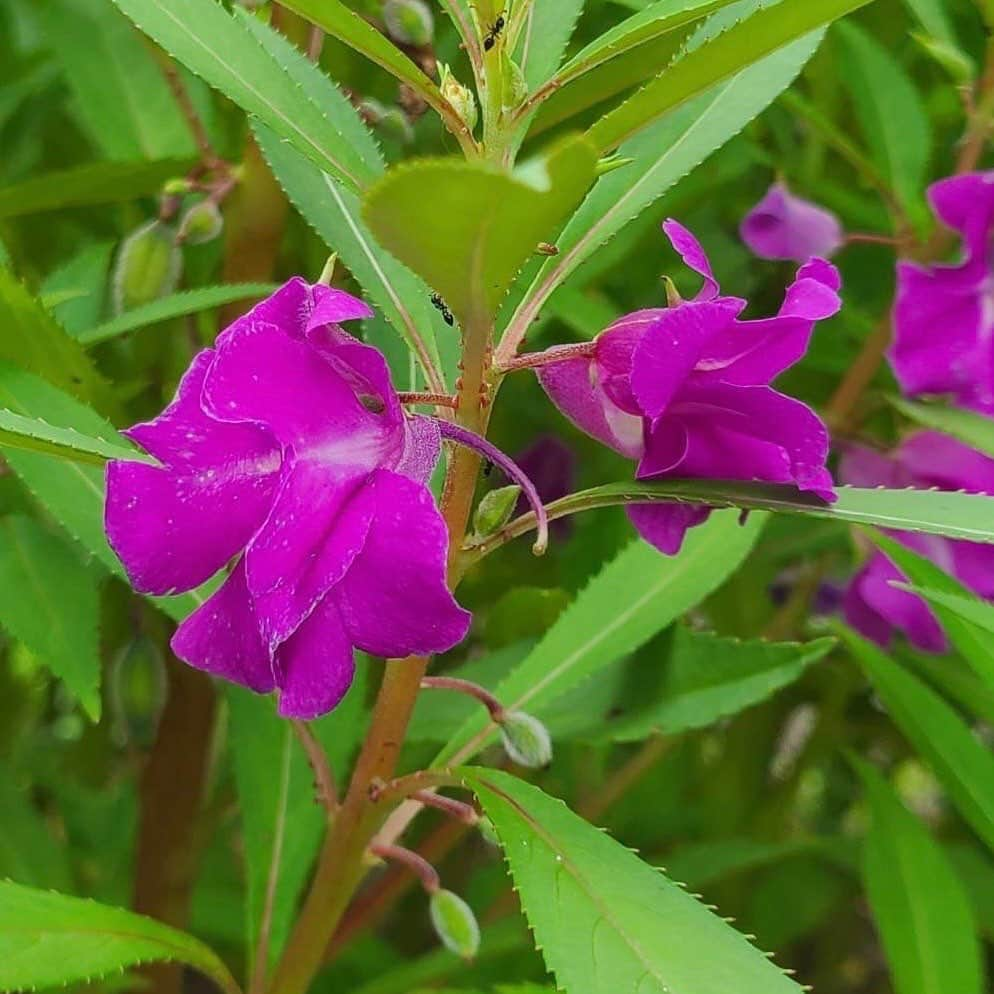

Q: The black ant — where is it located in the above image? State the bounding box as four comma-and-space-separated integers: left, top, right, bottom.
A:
430, 291, 455, 327
483, 11, 505, 51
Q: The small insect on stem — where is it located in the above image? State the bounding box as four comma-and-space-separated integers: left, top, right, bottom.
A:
430, 291, 455, 327
483, 11, 505, 51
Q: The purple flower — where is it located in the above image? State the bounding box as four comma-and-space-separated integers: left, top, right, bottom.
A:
105, 279, 471, 719
841, 432, 994, 652
537, 220, 840, 554
890, 171, 994, 414
740, 182, 843, 263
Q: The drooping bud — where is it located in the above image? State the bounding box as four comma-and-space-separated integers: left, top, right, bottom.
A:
112, 220, 182, 314
477, 815, 500, 848
377, 107, 415, 145
109, 635, 166, 748
382, 0, 434, 47
473, 485, 521, 537
502, 52, 528, 110
498, 710, 553, 769
429, 889, 480, 960
177, 199, 224, 245
439, 63, 478, 133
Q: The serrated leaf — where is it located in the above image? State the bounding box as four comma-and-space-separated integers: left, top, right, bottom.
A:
80, 283, 281, 346
109, 0, 376, 191
363, 138, 598, 328
837, 624, 994, 856
514, 0, 586, 90
462, 768, 804, 994
503, 15, 820, 341
857, 759, 984, 994
836, 21, 931, 225
600, 629, 835, 741
586, 0, 872, 152
0, 880, 240, 994
0, 159, 193, 220
437, 510, 766, 765
889, 398, 994, 460
0, 408, 150, 465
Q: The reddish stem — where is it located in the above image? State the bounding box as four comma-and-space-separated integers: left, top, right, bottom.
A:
497, 340, 597, 373
370, 843, 440, 895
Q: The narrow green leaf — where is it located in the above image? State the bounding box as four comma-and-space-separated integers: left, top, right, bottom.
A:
836, 21, 931, 224
586, 0, 873, 152
80, 283, 281, 346
41, 242, 116, 337
902, 0, 960, 47
514, 0, 586, 90
857, 759, 984, 994
0, 408, 149, 466
600, 629, 835, 741
0, 516, 102, 719
363, 138, 598, 328
838, 624, 994, 855
889, 398, 994, 460
438, 510, 766, 765
462, 769, 804, 994
109, 0, 376, 191
0, 159, 193, 220
0, 880, 240, 994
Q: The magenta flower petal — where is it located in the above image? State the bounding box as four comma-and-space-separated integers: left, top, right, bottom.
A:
638, 420, 690, 477
662, 219, 720, 300
274, 596, 355, 719
308, 285, 375, 326
395, 415, 442, 483
626, 502, 710, 555
740, 182, 843, 263
106, 352, 280, 595
336, 470, 471, 659
171, 561, 274, 693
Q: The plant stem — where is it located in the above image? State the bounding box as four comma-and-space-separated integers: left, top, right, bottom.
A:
496, 341, 596, 372
370, 843, 441, 894
421, 675, 505, 718
293, 720, 338, 812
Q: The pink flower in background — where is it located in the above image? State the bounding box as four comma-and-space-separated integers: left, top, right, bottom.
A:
106, 279, 470, 719
842, 432, 994, 652
537, 220, 839, 554
740, 182, 843, 263
890, 171, 994, 414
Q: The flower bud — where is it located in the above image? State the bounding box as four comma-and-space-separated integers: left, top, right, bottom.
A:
178, 199, 224, 245
377, 107, 415, 145
162, 177, 194, 196
473, 485, 520, 537
439, 63, 478, 133
502, 53, 528, 110
477, 815, 500, 848
112, 220, 182, 314
382, 0, 434, 47
429, 889, 480, 960
498, 710, 553, 769
358, 98, 387, 126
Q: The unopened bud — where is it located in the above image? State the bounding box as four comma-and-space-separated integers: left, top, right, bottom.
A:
502, 53, 528, 110
429, 889, 480, 960
177, 199, 223, 245
439, 63, 477, 133
595, 154, 633, 177
162, 177, 194, 196
377, 107, 415, 145
474, 485, 520, 537
112, 220, 182, 314
358, 98, 386, 126
383, 0, 434, 47
498, 710, 553, 768
477, 815, 500, 848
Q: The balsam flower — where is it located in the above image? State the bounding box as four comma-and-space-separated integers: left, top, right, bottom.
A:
537, 220, 839, 554
740, 182, 843, 263
890, 171, 994, 414
106, 279, 470, 719
842, 432, 994, 651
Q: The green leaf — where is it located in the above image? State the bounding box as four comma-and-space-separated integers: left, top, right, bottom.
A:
41, 0, 204, 160
79, 283, 281, 345
902, 0, 960, 47
0, 267, 112, 409
109, 0, 377, 191
836, 21, 931, 225
462, 769, 804, 994
504, 18, 820, 342
363, 138, 598, 328
866, 530, 994, 693
0, 516, 102, 719
837, 624, 994, 855
41, 242, 116, 336
889, 398, 994, 460
586, 0, 873, 152
856, 759, 984, 994
601, 629, 835, 741
0, 407, 150, 466
514, 0, 586, 90
0, 880, 240, 994
0, 363, 206, 624
0, 159, 193, 220
437, 510, 766, 765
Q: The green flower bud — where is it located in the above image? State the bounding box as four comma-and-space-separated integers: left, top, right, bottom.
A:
377, 107, 415, 145
382, 0, 434, 47
477, 815, 500, 848
162, 177, 194, 196
429, 889, 480, 960
110, 636, 166, 748
499, 710, 553, 769
473, 485, 520, 537
112, 220, 182, 314
178, 199, 224, 245
359, 98, 387, 125
439, 63, 478, 133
